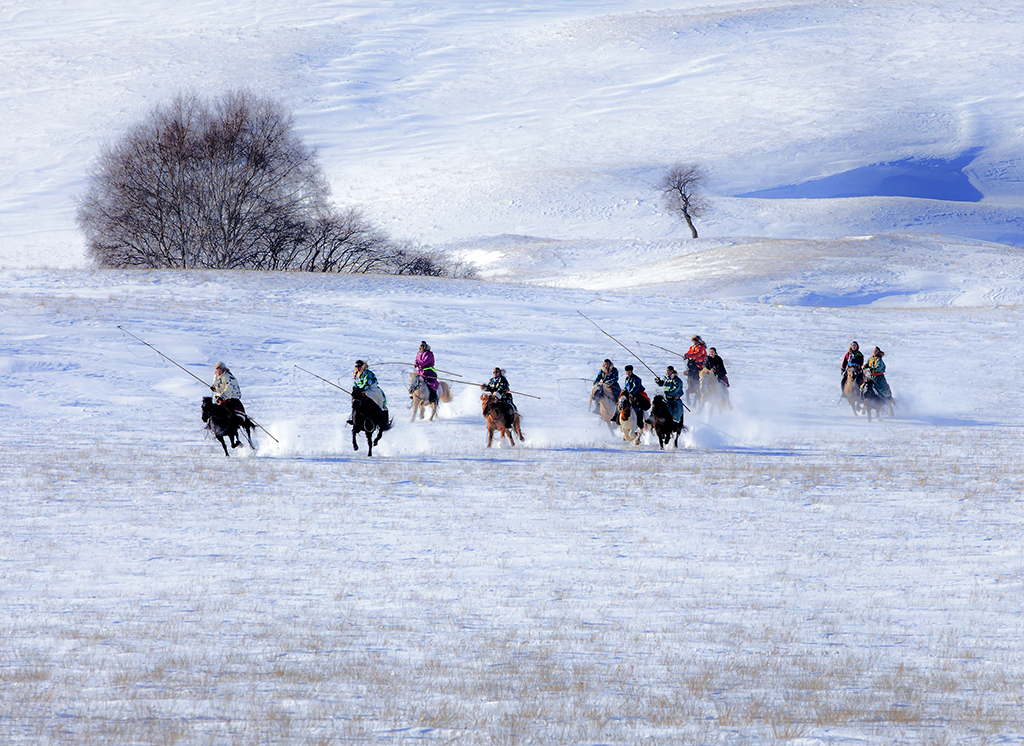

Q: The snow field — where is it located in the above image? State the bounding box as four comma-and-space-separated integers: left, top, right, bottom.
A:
3, 266, 1024, 743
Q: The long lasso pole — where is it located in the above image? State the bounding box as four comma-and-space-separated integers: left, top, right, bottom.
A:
437, 377, 542, 400
294, 365, 352, 394
118, 325, 210, 388
119, 325, 278, 442
576, 311, 658, 377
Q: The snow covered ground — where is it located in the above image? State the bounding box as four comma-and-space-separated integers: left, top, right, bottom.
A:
4, 0, 1024, 743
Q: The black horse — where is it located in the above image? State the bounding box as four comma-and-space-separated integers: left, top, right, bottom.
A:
650, 394, 686, 449
860, 378, 896, 422
351, 389, 393, 457
201, 397, 254, 457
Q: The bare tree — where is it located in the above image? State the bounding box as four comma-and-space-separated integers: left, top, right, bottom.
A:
77, 89, 475, 278
295, 208, 392, 274
658, 163, 710, 238
77, 90, 330, 269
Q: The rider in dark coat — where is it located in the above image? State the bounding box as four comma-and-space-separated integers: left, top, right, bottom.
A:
705, 348, 729, 387
654, 365, 685, 422
841, 341, 864, 388
592, 359, 621, 408
621, 365, 650, 423
482, 367, 516, 422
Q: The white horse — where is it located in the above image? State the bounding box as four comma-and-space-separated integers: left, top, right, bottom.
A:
408, 372, 452, 421
616, 393, 643, 445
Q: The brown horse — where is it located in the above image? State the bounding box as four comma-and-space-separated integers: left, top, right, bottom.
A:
697, 367, 731, 414
591, 382, 618, 431
840, 366, 865, 415
481, 393, 525, 447
408, 372, 452, 422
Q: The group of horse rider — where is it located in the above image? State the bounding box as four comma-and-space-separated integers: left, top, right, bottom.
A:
840, 341, 892, 399
591, 335, 730, 424
206, 339, 895, 452
209, 341, 520, 431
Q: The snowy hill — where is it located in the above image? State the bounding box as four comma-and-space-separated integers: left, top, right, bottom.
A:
4, 0, 1024, 743
3, 0, 1024, 267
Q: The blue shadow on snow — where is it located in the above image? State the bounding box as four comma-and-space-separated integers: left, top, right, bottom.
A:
737, 148, 983, 202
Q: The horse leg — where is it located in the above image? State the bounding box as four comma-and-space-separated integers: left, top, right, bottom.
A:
352, 423, 360, 451
366, 428, 374, 457
217, 435, 230, 457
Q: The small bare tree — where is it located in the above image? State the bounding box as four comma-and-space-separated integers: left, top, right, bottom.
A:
658, 163, 710, 238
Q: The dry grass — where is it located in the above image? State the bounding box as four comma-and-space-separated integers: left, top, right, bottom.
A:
3, 425, 1024, 745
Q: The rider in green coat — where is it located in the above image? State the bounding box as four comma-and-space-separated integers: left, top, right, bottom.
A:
654, 365, 685, 422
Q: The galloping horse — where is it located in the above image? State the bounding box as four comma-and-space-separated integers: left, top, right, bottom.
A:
408, 372, 452, 422
697, 367, 731, 414
481, 393, 525, 447
616, 391, 644, 445
201, 396, 254, 457
351, 389, 393, 456
650, 394, 686, 449
860, 379, 895, 422
840, 366, 865, 415
590, 382, 618, 431
684, 360, 702, 407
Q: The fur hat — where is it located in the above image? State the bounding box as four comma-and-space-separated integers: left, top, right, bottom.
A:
215, 361, 227, 372
624, 364, 634, 372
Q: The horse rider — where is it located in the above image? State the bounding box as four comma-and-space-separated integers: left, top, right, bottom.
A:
350, 360, 389, 420
654, 365, 685, 422
621, 365, 650, 423
592, 359, 621, 410
841, 341, 864, 388
684, 335, 708, 392
705, 347, 729, 387
862, 347, 891, 398
211, 362, 246, 419
481, 367, 516, 422
414, 341, 441, 404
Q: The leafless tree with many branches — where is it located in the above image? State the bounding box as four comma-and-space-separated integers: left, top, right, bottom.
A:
658, 163, 710, 238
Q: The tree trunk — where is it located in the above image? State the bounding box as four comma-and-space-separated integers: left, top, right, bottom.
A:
684, 211, 698, 239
